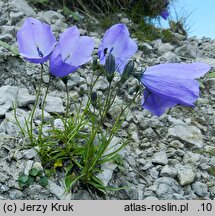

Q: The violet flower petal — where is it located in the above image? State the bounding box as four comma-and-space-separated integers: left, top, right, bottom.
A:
113, 37, 138, 60
141, 62, 211, 116
160, 10, 169, 20
50, 44, 77, 78
98, 23, 137, 73
59, 26, 80, 61
142, 90, 177, 116
112, 37, 138, 73
65, 36, 94, 66
98, 24, 129, 61
50, 26, 94, 78
144, 63, 211, 79
142, 74, 200, 106
17, 17, 56, 63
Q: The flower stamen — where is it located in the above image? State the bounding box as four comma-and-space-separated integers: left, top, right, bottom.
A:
64, 54, 71, 62
37, 46, 44, 57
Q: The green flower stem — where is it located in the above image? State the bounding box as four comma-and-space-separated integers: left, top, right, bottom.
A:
88, 90, 141, 173
82, 77, 119, 176
38, 73, 51, 146
101, 82, 112, 117
81, 71, 108, 180
28, 64, 44, 145
83, 77, 140, 182
13, 105, 25, 136
65, 82, 69, 129
99, 79, 119, 123
83, 122, 97, 178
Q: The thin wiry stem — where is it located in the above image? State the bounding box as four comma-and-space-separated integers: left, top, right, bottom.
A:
38, 73, 51, 146
65, 82, 70, 128
28, 64, 43, 145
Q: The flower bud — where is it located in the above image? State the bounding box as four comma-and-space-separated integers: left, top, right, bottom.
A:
92, 58, 98, 71
90, 91, 97, 108
105, 54, 115, 83
121, 60, 134, 83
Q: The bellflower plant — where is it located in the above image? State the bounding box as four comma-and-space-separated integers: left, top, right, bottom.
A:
141, 63, 211, 116
98, 23, 138, 74
14, 17, 212, 194
17, 17, 56, 63
50, 26, 94, 78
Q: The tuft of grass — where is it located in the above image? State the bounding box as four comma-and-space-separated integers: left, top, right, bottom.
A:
161, 29, 179, 44
208, 167, 215, 177
193, 148, 215, 157
168, 6, 194, 37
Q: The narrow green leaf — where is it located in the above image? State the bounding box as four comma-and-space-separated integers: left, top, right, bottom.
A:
91, 175, 105, 186
64, 174, 75, 191
0, 40, 19, 56
64, 173, 84, 192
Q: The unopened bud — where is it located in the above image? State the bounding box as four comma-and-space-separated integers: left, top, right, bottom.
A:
92, 58, 98, 71
105, 54, 115, 82
90, 91, 97, 107
121, 60, 135, 83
